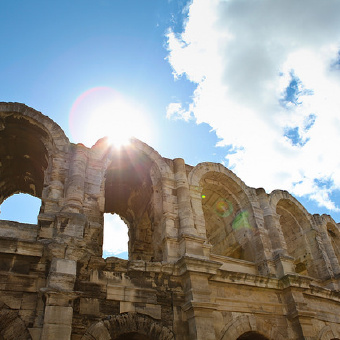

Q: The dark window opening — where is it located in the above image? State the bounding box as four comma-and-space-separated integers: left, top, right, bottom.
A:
114, 332, 151, 340
237, 331, 269, 340
0, 115, 49, 203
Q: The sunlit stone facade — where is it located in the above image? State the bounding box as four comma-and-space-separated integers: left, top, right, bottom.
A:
0, 102, 340, 339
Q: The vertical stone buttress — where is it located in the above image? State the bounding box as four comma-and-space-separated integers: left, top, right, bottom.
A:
174, 158, 206, 258
41, 144, 88, 340
256, 189, 295, 277
313, 215, 340, 284
174, 159, 218, 340
64, 144, 88, 213
245, 188, 277, 276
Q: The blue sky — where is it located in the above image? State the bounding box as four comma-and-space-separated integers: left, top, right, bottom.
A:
1, 0, 340, 258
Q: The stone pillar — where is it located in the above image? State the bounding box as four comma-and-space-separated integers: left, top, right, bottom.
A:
242, 189, 277, 276
43, 155, 67, 213
281, 279, 316, 339
161, 212, 179, 262
189, 184, 206, 237
179, 257, 220, 340
39, 147, 87, 338
174, 158, 207, 258
38, 152, 69, 239
174, 158, 196, 235
40, 258, 78, 340
313, 215, 340, 279
160, 176, 180, 262
257, 189, 295, 277
64, 144, 88, 212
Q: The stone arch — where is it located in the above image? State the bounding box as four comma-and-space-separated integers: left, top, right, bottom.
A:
270, 190, 321, 278
188, 163, 261, 262
188, 162, 246, 190
131, 139, 172, 258
312, 214, 340, 278
0, 102, 69, 152
0, 301, 31, 340
99, 139, 173, 262
237, 332, 269, 340
219, 314, 285, 340
0, 102, 69, 207
130, 138, 173, 182
269, 190, 312, 225
81, 312, 175, 340
318, 324, 340, 340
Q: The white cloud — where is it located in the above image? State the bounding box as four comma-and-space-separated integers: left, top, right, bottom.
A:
166, 0, 340, 211
166, 102, 192, 121
103, 213, 129, 256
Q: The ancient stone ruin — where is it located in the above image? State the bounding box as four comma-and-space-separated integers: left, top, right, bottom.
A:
0, 102, 340, 339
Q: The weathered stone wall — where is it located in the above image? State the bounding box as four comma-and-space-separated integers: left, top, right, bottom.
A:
0, 102, 340, 339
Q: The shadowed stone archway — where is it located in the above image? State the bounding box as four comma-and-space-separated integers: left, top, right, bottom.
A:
81, 313, 175, 340
237, 331, 269, 340
0, 301, 31, 340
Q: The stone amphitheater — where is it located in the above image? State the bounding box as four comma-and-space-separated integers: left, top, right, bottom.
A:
0, 102, 340, 340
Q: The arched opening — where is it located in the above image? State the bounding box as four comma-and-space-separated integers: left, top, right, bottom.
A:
0, 193, 41, 224
81, 313, 175, 340
104, 146, 161, 261
200, 172, 256, 261
114, 333, 151, 340
0, 115, 49, 204
276, 199, 317, 277
103, 213, 129, 259
0, 114, 50, 225
0, 301, 31, 340
237, 331, 269, 340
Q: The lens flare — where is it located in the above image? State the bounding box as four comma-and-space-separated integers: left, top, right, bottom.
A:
69, 86, 153, 148
214, 199, 233, 217
232, 211, 252, 230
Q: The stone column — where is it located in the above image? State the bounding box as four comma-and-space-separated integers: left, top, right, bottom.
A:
174, 158, 196, 235
281, 278, 316, 340
40, 258, 78, 340
174, 158, 206, 258
189, 184, 207, 237
38, 152, 69, 239
159, 176, 180, 262
39, 145, 86, 339
162, 211, 179, 262
179, 257, 220, 340
256, 189, 295, 277
242, 189, 276, 276
313, 215, 340, 279
64, 144, 88, 212
43, 155, 67, 213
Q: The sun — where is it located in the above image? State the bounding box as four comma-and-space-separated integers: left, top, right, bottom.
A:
69, 87, 154, 148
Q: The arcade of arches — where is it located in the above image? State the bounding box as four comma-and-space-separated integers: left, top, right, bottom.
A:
0, 102, 340, 339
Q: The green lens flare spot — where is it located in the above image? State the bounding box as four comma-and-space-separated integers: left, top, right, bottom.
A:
232, 211, 252, 230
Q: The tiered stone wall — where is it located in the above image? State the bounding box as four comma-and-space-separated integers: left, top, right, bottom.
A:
0, 102, 340, 339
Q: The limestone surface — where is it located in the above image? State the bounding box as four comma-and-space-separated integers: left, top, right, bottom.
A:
0, 102, 340, 339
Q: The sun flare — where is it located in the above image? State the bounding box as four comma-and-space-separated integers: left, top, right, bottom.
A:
69, 87, 154, 148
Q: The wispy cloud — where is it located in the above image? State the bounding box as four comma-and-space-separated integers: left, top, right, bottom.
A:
166, 0, 340, 211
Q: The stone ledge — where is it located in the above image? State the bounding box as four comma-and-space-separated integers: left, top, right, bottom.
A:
0, 238, 43, 257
